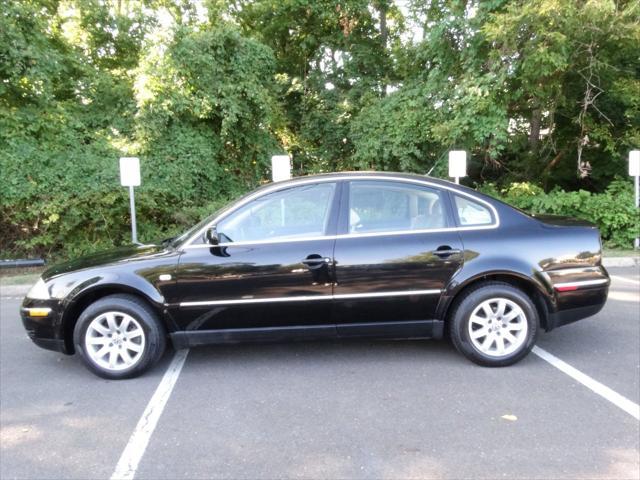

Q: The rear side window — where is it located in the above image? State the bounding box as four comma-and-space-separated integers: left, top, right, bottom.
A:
348, 181, 447, 234
454, 195, 493, 226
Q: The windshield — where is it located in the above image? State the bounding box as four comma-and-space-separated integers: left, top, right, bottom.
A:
168, 183, 275, 248
168, 207, 224, 248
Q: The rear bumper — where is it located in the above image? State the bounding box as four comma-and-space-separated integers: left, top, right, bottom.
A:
547, 302, 607, 330
542, 265, 609, 331
546, 285, 609, 331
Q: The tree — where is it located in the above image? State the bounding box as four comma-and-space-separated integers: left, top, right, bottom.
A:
1, 0, 638, 259
135, 22, 281, 197
228, 0, 402, 171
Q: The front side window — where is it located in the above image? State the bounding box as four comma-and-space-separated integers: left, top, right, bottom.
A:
454, 195, 493, 226
216, 183, 336, 243
348, 181, 447, 234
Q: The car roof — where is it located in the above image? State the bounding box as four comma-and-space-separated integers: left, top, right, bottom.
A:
263, 171, 458, 190
261, 171, 500, 203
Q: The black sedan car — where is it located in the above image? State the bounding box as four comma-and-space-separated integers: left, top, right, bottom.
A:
21, 172, 610, 378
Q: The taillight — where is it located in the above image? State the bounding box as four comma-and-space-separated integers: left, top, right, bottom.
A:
556, 285, 578, 292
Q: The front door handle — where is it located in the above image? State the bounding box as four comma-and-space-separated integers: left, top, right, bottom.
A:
431, 246, 462, 257
301, 255, 333, 269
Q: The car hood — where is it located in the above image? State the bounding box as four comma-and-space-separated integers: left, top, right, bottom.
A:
531, 214, 596, 228
42, 244, 167, 281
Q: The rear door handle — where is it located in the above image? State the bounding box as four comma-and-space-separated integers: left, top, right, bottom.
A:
301, 256, 333, 269
431, 247, 462, 257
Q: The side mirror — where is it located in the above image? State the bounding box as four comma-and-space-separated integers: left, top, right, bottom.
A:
205, 226, 220, 246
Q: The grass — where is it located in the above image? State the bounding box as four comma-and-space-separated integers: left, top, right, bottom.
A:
0, 267, 45, 286
603, 248, 639, 258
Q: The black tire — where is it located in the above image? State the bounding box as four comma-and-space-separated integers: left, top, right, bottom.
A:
449, 282, 538, 367
73, 294, 166, 379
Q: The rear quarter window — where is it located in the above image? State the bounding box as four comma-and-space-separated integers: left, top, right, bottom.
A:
454, 195, 494, 226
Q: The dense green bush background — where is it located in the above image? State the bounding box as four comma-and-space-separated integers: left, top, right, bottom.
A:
1, 1, 638, 261
479, 179, 640, 249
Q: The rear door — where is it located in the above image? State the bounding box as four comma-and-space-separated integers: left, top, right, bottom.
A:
332, 179, 463, 337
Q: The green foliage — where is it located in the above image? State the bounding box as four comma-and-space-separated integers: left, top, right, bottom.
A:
480, 179, 640, 248
230, 0, 401, 171
1, 2, 278, 260
136, 24, 279, 185
351, 85, 437, 172
478, 0, 640, 188
1, 0, 638, 261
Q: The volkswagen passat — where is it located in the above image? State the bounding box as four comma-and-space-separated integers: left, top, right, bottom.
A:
21, 173, 610, 378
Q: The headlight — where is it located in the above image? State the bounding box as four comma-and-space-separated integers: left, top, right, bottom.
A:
27, 278, 50, 300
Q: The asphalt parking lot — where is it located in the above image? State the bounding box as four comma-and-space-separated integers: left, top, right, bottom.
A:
1, 267, 639, 480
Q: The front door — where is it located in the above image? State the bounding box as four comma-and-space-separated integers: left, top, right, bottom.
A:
333, 179, 463, 336
171, 181, 339, 332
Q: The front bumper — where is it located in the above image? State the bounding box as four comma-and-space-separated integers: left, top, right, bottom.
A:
20, 299, 69, 354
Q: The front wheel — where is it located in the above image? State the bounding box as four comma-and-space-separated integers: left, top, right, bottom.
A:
74, 294, 166, 379
449, 282, 539, 367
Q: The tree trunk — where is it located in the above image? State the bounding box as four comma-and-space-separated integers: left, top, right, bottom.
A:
529, 107, 541, 151
379, 3, 388, 48
377, 1, 388, 96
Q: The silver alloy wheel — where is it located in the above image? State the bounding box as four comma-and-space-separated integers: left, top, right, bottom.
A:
84, 311, 146, 371
468, 297, 528, 357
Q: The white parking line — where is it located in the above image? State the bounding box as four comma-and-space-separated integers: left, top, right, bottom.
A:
607, 291, 640, 302
111, 349, 190, 480
532, 346, 640, 421
610, 275, 640, 286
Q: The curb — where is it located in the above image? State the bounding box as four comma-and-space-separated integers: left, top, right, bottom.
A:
0, 284, 30, 296
602, 257, 640, 268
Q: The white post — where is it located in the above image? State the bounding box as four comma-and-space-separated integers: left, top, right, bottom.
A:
448, 151, 467, 184
271, 155, 292, 182
629, 150, 640, 249
635, 175, 639, 249
634, 175, 639, 249
119, 157, 141, 245
129, 185, 138, 244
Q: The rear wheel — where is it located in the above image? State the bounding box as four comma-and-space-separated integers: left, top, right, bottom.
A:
73, 294, 166, 379
449, 282, 538, 367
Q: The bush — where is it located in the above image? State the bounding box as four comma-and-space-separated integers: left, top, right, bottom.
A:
0, 22, 278, 263
478, 179, 639, 248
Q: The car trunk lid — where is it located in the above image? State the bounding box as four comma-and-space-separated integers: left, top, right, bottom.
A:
530, 214, 596, 228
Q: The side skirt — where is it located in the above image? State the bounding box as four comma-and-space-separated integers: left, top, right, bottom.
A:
170, 320, 444, 349
337, 319, 443, 339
